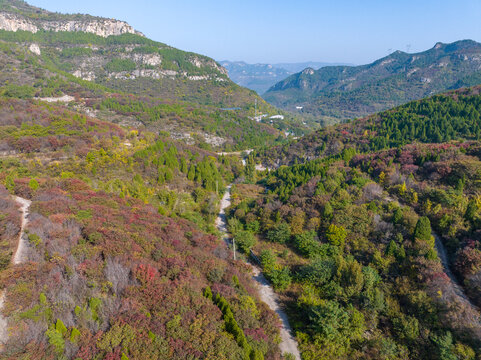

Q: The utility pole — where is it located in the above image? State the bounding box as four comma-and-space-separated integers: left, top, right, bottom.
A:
232, 237, 236, 261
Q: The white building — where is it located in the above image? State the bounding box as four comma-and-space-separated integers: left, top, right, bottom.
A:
269, 115, 285, 120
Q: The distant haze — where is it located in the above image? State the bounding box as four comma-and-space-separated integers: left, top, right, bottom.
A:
27, 0, 481, 65
220, 61, 353, 94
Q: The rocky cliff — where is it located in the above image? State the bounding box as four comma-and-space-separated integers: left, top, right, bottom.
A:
0, 10, 141, 37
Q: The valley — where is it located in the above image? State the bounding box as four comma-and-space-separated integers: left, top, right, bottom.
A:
220, 61, 350, 95
0, 0, 479, 359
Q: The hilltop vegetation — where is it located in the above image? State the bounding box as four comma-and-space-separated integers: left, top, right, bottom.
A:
264, 40, 481, 125
259, 85, 481, 167
0, 37, 306, 149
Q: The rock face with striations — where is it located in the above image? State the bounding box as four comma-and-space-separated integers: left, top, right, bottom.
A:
0, 12, 141, 37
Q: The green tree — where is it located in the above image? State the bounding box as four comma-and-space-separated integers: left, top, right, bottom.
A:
326, 224, 347, 248
294, 231, 321, 258
29, 178, 39, 191
269, 266, 292, 291
464, 199, 478, 223
266, 222, 291, 244
413, 216, 432, 242
235, 230, 256, 253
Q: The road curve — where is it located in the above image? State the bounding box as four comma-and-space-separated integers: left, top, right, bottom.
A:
0, 196, 31, 346
216, 185, 301, 360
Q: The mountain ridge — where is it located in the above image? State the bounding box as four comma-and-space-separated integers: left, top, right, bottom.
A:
0, 0, 309, 150
220, 60, 351, 94
0, 0, 142, 37
263, 39, 481, 125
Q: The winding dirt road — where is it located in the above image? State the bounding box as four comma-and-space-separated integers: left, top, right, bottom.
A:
0, 196, 31, 346
216, 186, 301, 360
385, 196, 481, 321
13, 197, 31, 265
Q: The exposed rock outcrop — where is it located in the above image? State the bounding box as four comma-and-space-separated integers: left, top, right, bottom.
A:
0, 12, 142, 37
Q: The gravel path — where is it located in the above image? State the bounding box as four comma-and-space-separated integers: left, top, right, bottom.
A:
13, 196, 31, 265
433, 232, 480, 312
0, 196, 31, 346
251, 266, 302, 359
217, 185, 301, 359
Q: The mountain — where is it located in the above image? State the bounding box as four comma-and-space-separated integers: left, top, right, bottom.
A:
0, 4, 303, 356
230, 84, 481, 359
0, 0, 142, 37
0, 96, 285, 359
220, 60, 350, 94
264, 40, 481, 125
0, 0, 309, 151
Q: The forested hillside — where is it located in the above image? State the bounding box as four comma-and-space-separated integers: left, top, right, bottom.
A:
259, 85, 481, 167
0, 96, 286, 359
228, 84, 481, 359
0, 0, 309, 150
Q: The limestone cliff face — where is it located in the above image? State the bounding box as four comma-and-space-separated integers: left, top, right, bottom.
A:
0, 12, 142, 37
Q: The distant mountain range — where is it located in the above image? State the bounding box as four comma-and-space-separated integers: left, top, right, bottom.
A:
263, 39, 481, 125
220, 60, 352, 94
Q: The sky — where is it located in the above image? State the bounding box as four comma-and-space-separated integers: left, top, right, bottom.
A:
27, 0, 481, 65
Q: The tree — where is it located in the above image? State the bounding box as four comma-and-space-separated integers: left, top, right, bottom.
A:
289, 209, 305, 235
413, 216, 432, 242
308, 300, 364, 344
268, 266, 292, 291
260, 250, 276, 272
266, 222, 291, 244
235, 230, 256, 253
326, 224, 347, 248
430, 332, 457, 360
323, 202, 333, 220
294, 231, 321, 258
392, 207, 403, 225
464, 199, 478, 223
29, 178, 39, 191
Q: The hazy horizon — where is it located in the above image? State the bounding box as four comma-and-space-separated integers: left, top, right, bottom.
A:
27, 0, 481, 65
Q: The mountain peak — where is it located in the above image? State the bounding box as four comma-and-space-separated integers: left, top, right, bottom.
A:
264, 39, 481, 124
302, 67, 315, 75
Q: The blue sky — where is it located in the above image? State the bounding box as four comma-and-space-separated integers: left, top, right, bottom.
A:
28, 0, 481, 65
